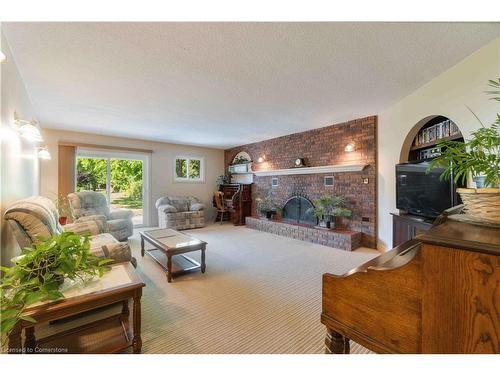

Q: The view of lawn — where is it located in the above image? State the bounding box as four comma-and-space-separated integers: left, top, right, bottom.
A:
76, 157, 144, 222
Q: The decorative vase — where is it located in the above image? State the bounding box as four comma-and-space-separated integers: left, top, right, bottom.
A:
59, 216, 67, 225
473, 176, 487, 188
456, 188, 500, 224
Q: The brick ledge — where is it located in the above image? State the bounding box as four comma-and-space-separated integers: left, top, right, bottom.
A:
246, 217, 361, 251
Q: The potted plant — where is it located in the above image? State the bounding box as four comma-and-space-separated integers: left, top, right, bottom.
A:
0, 232, 113, 343
428, 79, 500, 224
54, 194, 71, 225
309, 194, 352, 229
255, 187, 278, 219
216, 173, 232, 188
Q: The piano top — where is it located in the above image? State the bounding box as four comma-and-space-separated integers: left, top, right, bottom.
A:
416, 217, 500, 256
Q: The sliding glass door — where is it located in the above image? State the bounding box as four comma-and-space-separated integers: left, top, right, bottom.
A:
76, 149, 150, 227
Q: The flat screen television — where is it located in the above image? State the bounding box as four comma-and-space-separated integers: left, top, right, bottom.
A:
396, 161, 458, 219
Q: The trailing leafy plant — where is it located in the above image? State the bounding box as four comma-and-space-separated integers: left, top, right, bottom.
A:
232, 155, 251, 165
428, 79, 500, 187
0, 232, 113, 343
308, 194, 352, 221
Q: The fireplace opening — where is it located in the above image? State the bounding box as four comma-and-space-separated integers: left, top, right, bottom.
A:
282, 196, 317, 226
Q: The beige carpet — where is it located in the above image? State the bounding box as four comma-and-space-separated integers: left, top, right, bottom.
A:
130, 224, 377, 354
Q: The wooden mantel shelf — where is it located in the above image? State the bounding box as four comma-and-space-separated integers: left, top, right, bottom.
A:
253, 164, 368, 177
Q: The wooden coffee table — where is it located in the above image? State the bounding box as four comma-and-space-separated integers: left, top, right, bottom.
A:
7, 262, 145, 354
140, 228, 207, 282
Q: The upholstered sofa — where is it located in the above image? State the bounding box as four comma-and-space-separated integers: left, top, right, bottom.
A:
155, 196, 205, 230
4, 196, 136, 267
67, 191, 134, 241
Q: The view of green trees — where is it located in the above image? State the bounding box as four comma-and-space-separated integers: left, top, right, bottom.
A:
175, 158, 201, 179
76, 158, 143, 208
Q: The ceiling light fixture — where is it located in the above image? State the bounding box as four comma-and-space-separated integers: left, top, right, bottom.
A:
344, 143, 355, 153
37, 147, 51, 160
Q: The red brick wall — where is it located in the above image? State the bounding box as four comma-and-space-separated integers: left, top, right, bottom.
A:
225, 116, 377, 248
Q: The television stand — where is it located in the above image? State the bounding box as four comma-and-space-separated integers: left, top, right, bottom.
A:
391, 212, 433, 247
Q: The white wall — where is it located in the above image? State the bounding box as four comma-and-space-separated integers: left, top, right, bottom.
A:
0, 28, 40, 265
377, 37, 500, 250
40, 129, 224, 226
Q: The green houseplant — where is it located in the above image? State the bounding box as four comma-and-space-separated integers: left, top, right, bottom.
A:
255, 187, 278, 219
0, 232, 113, 344
428, 78, 500, 224
309, 194, 352, 229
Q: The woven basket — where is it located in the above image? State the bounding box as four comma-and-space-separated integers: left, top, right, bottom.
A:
457, 188, 500, 224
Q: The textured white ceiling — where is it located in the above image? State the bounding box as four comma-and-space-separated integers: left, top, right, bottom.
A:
3, 22, 499, 149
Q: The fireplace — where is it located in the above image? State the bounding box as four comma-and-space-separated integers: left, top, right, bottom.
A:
282, 196, 317, 226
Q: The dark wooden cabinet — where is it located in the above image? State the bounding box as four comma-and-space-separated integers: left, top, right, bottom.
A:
219, 184, 253, 226
391, 212, 433, 248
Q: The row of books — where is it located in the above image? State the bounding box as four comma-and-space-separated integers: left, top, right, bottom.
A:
414, 120, 461, 146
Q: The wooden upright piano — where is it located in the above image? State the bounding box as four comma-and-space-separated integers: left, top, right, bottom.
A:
321, 217, 500, 354
219, 183, 252, 226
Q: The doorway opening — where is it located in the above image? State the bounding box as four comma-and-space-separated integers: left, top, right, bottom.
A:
75, 149, 150, 227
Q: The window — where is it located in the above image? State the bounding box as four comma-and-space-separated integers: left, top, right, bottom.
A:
271, 177, 279, 187
76, 148, 151, 227
174, 156, 204, 182
324, 176, 334, 187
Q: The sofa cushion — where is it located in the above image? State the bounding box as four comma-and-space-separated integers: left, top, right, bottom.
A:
167, 197, 190, 212
190, 203, 205, 211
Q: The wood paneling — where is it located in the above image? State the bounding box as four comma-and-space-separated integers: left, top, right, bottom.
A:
58, 144, 76, 199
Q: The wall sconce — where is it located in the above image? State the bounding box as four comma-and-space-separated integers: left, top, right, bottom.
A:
14, 112, 43, 143
0, 51, 6, 63
344, 143, 355, 153
257, 155, 266, 163
37, 146, 51, 160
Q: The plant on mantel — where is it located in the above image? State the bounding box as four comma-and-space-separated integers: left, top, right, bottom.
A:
231, 155, 251, 165
308, 194, 352, 229
0, 232, 113, 345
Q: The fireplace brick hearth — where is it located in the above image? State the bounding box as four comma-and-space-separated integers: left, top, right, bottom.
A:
246, 217, 362, 251
225, 115, 377, 248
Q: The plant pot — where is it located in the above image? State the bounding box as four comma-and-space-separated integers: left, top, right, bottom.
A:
59, 216, 67, 225
457, 188, 500, 224
473, 176, 487, 188
265, 209, 276, 219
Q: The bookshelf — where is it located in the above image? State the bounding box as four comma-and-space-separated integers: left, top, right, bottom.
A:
407, 115, 464, 162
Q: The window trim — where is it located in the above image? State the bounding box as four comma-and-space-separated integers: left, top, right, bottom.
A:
173, 156, 205, 183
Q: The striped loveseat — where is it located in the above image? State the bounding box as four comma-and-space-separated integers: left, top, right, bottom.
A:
4, 196, 136, 267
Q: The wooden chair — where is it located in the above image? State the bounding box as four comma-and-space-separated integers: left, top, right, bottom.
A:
214, 191, 230, 224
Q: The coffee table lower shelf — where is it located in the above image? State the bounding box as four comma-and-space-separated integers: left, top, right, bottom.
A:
35, 314, 132, 354
144, 248, 202, 280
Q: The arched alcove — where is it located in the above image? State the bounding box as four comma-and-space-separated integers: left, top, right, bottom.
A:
232, 151, 252, 164
399, 115, 464, 163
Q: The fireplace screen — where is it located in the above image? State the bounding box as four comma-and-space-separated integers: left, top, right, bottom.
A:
282, 196, 317, 226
